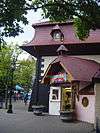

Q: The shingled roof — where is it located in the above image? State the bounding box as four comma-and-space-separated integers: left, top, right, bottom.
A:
21, 21, 100, 56
24, 21, 100, 46
42, 56, 100, 83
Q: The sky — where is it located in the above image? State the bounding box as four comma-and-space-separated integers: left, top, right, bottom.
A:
6, 9, 43, 45
5, 9, 46, 60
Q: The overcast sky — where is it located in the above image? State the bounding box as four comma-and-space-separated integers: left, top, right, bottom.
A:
5, 9, 46, 60
6, 9, 44, 45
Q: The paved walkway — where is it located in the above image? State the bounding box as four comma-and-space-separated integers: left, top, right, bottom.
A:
0, 101, 95, 133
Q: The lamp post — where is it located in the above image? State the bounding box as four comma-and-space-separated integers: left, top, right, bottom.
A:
7, 59, 16, 113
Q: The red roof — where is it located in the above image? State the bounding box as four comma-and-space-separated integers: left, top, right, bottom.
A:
25, 21, 100, 47
32, 21, 73, 27
43, 56, 100, 82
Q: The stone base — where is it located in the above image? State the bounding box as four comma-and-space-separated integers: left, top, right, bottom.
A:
32, 105, 45, 116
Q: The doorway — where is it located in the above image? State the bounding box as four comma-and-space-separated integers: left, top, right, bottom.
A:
61, 87, 72, 111
49, 87, 61, 115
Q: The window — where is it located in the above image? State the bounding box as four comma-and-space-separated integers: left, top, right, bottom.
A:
52, 89, 59, 100
51, 24, 64, 41
52, 31, 62, 41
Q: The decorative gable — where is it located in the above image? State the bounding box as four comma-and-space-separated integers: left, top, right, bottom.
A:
42, 61, 73, 84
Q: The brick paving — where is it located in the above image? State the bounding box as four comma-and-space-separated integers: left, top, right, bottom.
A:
0, 101, 96, 133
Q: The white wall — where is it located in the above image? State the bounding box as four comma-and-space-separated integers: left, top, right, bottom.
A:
75, 95, 95, 123
41, 56, 57, 76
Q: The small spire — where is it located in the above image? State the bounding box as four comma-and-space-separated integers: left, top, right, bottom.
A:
57, 45, 68, 52
56, 45, 69, 55
52, 24, 61, 30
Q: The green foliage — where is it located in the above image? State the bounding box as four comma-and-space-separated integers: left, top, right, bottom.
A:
32, 0, 100, 40
0, 44, 22, 93
74, 18, 91, 40
0, 44, 36, 92
0, 0, 32, 42
14, 58, 36, 92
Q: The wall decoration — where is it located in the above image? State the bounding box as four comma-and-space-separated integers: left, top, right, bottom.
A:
72, 82, 80, 101
82, 97, 89, 107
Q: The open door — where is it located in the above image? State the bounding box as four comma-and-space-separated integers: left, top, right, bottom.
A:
61, 87, 72, 111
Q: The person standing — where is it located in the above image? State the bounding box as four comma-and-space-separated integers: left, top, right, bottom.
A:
24, 93, 28, 105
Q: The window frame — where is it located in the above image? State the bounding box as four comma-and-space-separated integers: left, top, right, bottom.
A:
50, 87, 61, 102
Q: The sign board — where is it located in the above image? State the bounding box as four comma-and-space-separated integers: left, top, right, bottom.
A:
48, 72, 67, 83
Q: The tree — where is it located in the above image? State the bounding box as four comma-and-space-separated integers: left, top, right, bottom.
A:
0, 44, 22, 87
14, 58, 36, 92
0, 44, 22, 108
0, 44, 36, 107
0, 46, 11, 97
0, 44, 19, 90
32, 0, 100, 40
0, 44, 35, 92
0, 0, 33, 44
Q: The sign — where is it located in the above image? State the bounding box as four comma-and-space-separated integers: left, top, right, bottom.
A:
49, 72, 67, 83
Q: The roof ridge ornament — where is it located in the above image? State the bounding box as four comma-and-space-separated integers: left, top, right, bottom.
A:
57, 45, 69, 55
52, 24, 61, 30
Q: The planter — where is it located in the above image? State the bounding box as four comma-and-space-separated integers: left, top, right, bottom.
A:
32, 105, 45, 116
60, 110, 74, 121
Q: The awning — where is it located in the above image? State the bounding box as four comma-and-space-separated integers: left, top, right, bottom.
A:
42, 56, 100, 84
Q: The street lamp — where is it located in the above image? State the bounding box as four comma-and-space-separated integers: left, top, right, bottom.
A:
7, 59, 16, 113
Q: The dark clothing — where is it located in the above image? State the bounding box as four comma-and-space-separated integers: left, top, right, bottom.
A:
0, 96, 3, 108
24, 94, 28, 105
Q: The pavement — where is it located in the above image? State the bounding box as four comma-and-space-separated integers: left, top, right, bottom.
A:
0, 101, 96, 133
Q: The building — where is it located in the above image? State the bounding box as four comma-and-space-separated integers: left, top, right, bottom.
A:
21, 21, 100, 126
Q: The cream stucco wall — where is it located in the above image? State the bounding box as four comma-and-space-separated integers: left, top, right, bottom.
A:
41, 56, 57, 76
75, 95, 95, 123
